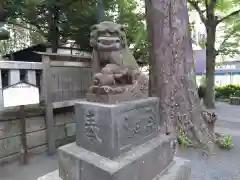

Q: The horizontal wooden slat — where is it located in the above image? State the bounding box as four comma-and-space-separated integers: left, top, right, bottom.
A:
34, 51, 92, 61
50, 61, 91, 67
0, 61, 42, 70
52, 99, 85, 109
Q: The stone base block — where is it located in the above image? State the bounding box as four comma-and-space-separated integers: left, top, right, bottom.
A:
75, 97, 160, 159
37, 157, 190, 180
86, 92, 148, 104
157, 157, 190, 180
37, 170, 61, 180
58, 134, 175, 180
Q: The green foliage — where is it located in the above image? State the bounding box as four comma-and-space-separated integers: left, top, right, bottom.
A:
216, 6, 240, 57
112, 0, 149, 66
178, 131, 193, 148
2, 0, 149, 63
188, 0, 240, 56
215, 85, 240, 99
216, 135, 233, 149
2, 0, 117, 51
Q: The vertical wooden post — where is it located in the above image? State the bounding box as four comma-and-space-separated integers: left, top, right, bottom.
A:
42, 55, 56, 155
0, 70, 3, 108
26, 70, 37, 85
39, 71, 44, 102
19, 105, 28, 164
8, 69, 20, 85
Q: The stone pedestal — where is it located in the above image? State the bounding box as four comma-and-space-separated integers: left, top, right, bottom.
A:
75, 97, 160, 159
37, 98, 191, 180
38, 157, 190, 180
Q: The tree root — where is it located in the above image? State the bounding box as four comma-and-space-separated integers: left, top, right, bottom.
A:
175, 109, 217, 155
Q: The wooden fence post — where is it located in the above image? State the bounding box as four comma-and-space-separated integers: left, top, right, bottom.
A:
26, 70, 37, 85
8, 69, 20, 85
42, 55, 56, 155
0, 70, 3, 108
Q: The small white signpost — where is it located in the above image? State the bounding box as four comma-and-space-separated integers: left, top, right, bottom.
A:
3, 82, 40, 107
3, 81, 40, 164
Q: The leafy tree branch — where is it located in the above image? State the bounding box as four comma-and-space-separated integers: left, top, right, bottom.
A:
216, 28, 238, 55
188, 0, 207, 24
217, 9, 240, 25
7, 19, 47, 37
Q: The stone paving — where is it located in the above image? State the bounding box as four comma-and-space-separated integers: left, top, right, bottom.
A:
0, 102, 239, 180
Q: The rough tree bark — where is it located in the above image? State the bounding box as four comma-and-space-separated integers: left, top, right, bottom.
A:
145, 0, 214, 150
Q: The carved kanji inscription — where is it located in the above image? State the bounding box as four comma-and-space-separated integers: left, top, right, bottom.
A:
84, 110, 102, 144
119, 106, 158, 149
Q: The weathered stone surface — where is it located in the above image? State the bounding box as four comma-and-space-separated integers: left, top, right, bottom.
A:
0, 116, 46, 140
38, 170, 62, 180
0, 136, 21, 159
87, 21, 148, 103
0, 145, 47, 164
66, 123, 76, 137
158, 157, 190, 180
75, 97, 159, 159
27, 130, 46, 149
0, 120, 20, 139
58, 134, 175, 180
0, 105, 44, 120
55, 111, 74, 126
86, 91, 148, 104
37, 157, 190, 180
0, 112, 75, 160
55, 125, 66, 140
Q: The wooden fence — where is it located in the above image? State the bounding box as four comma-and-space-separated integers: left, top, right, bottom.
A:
0, 52, 92, 157
40, 52, 92, 154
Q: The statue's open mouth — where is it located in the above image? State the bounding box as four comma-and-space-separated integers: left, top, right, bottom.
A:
97, 36, 121, 50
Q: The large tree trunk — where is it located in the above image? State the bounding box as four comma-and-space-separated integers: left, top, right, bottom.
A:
145, 0, 214, 149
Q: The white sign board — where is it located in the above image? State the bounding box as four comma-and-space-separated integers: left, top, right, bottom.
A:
215, 64, 236, 70
3, 82, 40, 107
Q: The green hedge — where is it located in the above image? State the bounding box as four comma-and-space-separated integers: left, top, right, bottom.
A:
215, 85, 240, 99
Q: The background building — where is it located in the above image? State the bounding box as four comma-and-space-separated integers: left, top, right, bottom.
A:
194, 49, 240, 86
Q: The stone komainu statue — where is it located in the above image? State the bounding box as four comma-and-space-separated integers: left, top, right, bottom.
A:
86, 21, 148, 103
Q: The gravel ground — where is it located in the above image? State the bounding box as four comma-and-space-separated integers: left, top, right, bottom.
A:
177, 136, 240, 180
0, 154, 57, 180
